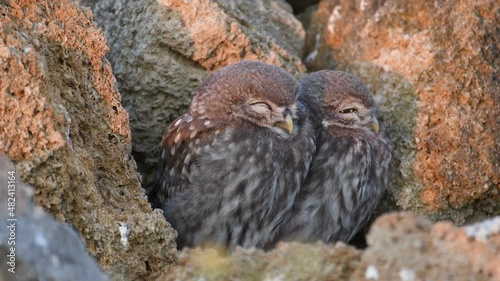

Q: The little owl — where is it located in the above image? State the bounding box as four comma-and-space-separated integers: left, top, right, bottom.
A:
148, 61, 315, 249
276, 70, 392, 244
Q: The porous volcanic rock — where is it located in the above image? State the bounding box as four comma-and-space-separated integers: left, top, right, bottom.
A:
0, 157, 109, 281
352, 213, 500, 281
81, 0, 307, 191
0, 1, 176, 279
161, 213, 500, 281
302, 0, 499, 224
161, 242, 361, 281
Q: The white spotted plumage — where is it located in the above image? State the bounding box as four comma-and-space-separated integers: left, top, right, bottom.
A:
276, 70, 393, 244
148, 61, 315, 249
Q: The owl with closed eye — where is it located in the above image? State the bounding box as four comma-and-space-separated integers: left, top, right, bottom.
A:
277, 70, 392, 244
148, 61, 315, 249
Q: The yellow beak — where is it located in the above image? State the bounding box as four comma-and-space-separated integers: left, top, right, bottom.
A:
368, 117, 380, 134
275, 114, 294, 134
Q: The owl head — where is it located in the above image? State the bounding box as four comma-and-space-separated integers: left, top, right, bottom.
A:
299, 70, 380, 135
188, 61, 299, 138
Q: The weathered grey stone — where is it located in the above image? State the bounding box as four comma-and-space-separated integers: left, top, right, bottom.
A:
0, 1, 177, 279
160, 242, 361, 281
351, 213, 500, 281
0, 157, 109, 281
160, 213, 500, 280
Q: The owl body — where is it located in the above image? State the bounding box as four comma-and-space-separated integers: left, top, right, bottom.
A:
279, 70, 392, 244
149, 61, 315, 249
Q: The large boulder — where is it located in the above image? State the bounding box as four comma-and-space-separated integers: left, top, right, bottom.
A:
161, 213, 500, 280
81, 0, 307, 191
0, 157, 109, 281
351, 213, 500, 281
301, 0, 499, 224
0, 0, 176, 279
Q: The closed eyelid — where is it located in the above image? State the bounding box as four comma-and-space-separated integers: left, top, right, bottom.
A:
250, 102, 272, 115
250, 101, 271, 108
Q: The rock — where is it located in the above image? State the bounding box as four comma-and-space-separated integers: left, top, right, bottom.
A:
80, 0, 307, 191
302, 0, 499, 224
351, 213, 500, 281
160, 213, 500, 281
0, 1, 177, 279
160, 242, 361, 281
0, 157, 109, 281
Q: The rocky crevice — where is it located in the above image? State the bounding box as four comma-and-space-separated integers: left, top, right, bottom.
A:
0, 0, 499, 280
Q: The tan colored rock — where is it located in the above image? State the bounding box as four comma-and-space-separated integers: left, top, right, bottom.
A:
0, 157, 109, 281
161, 213, 500, 281
161, 242, 361, 281
303, 0, 499, 223
81, 0, 307, 191
0, 1, 176, 279
352, 213, 500, 281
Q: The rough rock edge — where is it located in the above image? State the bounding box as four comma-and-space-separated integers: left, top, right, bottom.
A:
0, 157, 109, 281
161, 213, 500, 281
161, 242, 361, 281
0, 1, 177, 279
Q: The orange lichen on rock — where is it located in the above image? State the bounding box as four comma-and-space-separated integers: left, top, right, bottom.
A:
160, 0, 306, 74
351, 213, 500, 280
0, 0, 177, 279
0, 29, 65, 161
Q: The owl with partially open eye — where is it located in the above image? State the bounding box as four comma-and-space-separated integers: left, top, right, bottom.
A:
277, 70, 392, 244
148, 61, 315, 249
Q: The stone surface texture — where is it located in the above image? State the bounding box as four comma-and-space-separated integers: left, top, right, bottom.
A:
0, 0, 176, 279
161, 242, 361, 281
302, 0, 499, 224
0, 157, 110, 281
81, 0, 307, 190
352, 213, 500, 281
161, 213, 500, 281
1, 0, 499, 280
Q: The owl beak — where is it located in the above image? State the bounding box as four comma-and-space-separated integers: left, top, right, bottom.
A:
368, 117, 380, 134
275, 114, 294, 134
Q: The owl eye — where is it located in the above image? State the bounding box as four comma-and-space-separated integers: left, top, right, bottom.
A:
339, 108, 357, 114
250, 102, 272, 114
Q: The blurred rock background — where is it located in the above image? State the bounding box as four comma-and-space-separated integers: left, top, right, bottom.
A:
0, 0, 498, 280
